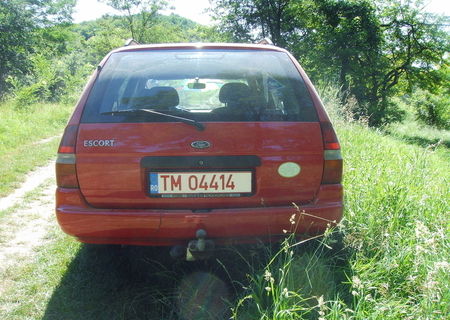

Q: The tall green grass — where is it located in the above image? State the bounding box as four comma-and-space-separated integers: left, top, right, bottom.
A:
0, 101, 73, 196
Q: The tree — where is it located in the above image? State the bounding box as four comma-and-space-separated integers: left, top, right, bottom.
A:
0, 0, 76, 98
210, 0, 297, 46
0, 1, 34, 96
101, 0, 169, 42
211, 0, 449, 126
366, 0, 449, 125
306, 0, 399, 125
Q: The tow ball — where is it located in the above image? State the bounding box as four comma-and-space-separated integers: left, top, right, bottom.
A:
186, 229, 215, 261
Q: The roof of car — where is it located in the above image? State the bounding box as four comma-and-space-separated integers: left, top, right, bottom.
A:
112, 43, 288, 54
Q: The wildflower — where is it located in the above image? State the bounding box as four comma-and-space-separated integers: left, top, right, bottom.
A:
265, 286, 272, 292
423, 279, 438, 291
264, 270, 274, 283
316, 295, 326, 319
316, 295, 325, 308
289, 213, 296, 225
434, 261, 450, 270
415, 244, 425, 254
365, 293, 374, 302
379, 282, 389, 295
352, 276, 363, 290
282, 229, 288, 234
407, 275, 417, 282
424, 237, 436, 246
415, 221, 429, 239
282, 287, 289, 298
344, 308, 354, 313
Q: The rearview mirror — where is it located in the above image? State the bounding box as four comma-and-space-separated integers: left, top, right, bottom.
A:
187, 82, 206, 89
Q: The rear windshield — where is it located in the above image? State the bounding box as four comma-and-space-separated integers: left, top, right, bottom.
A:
81, 49, 318, 123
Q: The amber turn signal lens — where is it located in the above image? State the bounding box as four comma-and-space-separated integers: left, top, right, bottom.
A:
322, 159, 343, 184
56, 153, 79, 188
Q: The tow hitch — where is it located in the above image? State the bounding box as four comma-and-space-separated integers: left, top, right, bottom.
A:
186, 229, 215, 261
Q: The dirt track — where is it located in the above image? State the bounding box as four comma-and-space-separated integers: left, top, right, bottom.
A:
0, 162, 56, 277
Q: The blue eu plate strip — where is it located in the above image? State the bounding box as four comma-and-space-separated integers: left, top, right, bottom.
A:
149, 173, 159, 194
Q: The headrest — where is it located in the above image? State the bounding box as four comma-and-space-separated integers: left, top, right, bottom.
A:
132, 86, 179, 109
219, 82, 251, 104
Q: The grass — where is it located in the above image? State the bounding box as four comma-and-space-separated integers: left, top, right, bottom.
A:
386, 118, 450, 150
334, 122, 449, 318
384, 99, 450, 151
0, 101, 73, 196
0, 95, 448, 319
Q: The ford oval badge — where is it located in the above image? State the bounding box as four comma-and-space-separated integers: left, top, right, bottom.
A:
191, 140, 211, 149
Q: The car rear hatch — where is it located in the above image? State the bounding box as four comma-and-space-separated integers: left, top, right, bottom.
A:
76, 122, 322, 209
75, 48, 325, 209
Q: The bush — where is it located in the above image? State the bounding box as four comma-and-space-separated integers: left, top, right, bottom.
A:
413, 89, 450, 130
315, 81, 406, 127
9, 52, 93, 108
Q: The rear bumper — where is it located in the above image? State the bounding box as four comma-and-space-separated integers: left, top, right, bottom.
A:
55, 185, 343, 246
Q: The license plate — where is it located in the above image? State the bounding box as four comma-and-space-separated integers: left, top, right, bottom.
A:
149, 171, 252, 196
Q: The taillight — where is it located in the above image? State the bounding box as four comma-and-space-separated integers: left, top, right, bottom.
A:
56, 125, 79, 188
320, 122, 343, 184
320, 121, 340, 150
58, 125, 78, 153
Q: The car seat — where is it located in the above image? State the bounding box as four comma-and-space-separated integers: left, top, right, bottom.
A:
213, 83, 257, 120
131, 86, 179, 110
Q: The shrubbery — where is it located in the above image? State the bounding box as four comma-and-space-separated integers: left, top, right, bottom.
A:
413, 89, 450, 130
8, 53, 92, 108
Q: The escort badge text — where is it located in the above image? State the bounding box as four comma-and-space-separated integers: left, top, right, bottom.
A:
83, 139, 115, 147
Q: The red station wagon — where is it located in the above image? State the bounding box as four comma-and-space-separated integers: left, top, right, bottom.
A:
55, 43, 343, 259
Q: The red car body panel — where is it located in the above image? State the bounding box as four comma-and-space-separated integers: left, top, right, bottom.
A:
56, 184, 342, 246
55, 43, 343, 246
75, 122, 323, 209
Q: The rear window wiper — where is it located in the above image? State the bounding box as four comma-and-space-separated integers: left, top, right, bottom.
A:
100, 108, 205, 131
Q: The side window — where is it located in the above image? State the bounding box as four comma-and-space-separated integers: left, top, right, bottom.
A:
112, 77, 133, 111
107, 77, 141, 112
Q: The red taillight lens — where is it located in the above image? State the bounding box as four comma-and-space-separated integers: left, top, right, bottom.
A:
58, 125, 78, 154
56, 125, 79, 188
320, 121, 340, 150
321, 122, 343, 184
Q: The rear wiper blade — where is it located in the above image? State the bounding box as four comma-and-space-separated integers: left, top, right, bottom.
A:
100, 108, 205, 131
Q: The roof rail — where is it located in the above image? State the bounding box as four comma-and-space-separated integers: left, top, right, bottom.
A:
257, 38, 273, 45
124, 38, 140, 46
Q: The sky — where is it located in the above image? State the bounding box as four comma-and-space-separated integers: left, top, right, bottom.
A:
73, 0, 213, 25
73, 0, 450, 25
